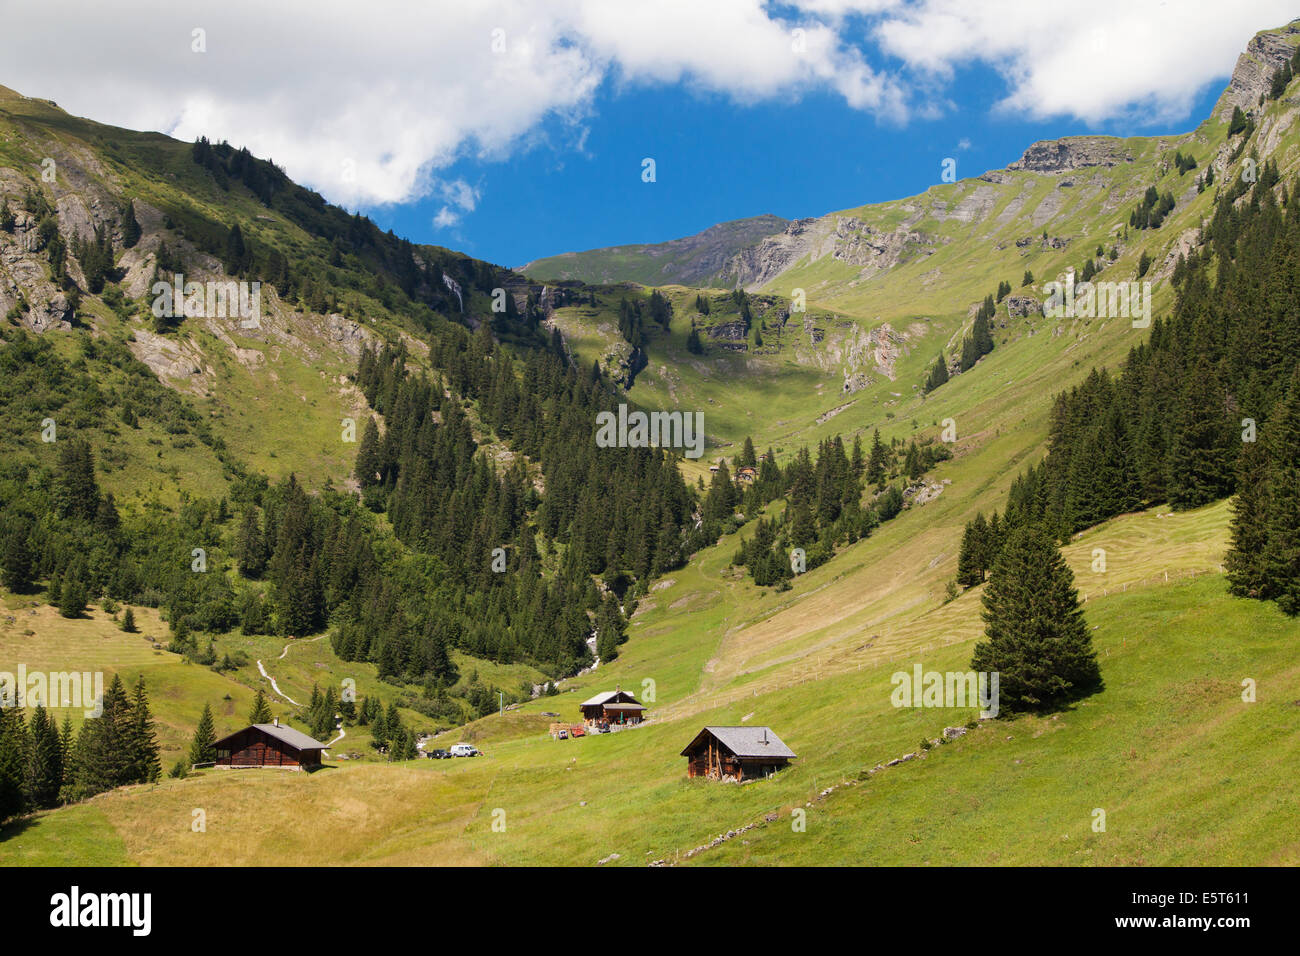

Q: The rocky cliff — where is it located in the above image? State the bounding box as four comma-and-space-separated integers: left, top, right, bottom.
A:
1215, 20, 1300, 120
1007, 136, 1132, 173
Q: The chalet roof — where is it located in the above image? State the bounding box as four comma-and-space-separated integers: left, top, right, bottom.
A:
680, 726, 796, 760
580, 690, 642, 708
213, 722, 327, 752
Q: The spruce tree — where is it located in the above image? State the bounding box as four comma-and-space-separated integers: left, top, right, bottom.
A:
124, 676, 161, 784
236, 508, 268, 578
1225, 435, 1270, 598
354, 418, 382, 488
1262, 369, 1300, 613
956, 513, 989, 588
120, 607, 136, 633
249, 688, 273, 724
0, 521, 35, 593
973, 297, 995, 356
971, 525, 1101, 713
68, 674, 131, 797
0, 706, 28, 824
595, 594, 624, 662
121, 200, 141, 248
58, 567, 87, 619
25, 705, 63, 810
959, 333, 978, 372
1166, 361, 1234, 510
924, 353, 949, 393
190, 703, 217, 766
866, 430, 887, 488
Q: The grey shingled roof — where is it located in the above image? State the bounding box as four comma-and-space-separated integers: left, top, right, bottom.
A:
683, 726, 796, 759
254, 723, 328, 750
208, 722, 329, 752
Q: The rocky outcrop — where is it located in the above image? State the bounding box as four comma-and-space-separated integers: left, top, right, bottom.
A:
830, 217, 939, 277
705, 318, 748, 341
1216, 21, 1300, 121
1008, 136, 1131, 173
128, 328, 212, 391
1003, 294, 1042, 320
722, 217, 825, 289
722, 216, 938, 291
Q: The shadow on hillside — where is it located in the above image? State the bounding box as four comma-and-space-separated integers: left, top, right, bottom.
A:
0, 814, 37, 842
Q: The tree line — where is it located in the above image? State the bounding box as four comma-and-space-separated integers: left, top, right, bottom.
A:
951, 152, 1300, 717
729, 429, 951, 587
0, 675, 160, 825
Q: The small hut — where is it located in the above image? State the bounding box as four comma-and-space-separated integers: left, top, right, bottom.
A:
680, 726, 795, 781
211, 719, 327, 770
579, 688, 646, 728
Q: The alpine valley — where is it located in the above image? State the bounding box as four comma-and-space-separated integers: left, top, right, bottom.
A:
1, 20, 1299, 868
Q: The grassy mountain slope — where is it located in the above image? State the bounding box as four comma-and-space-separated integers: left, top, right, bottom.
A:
0, 84, 577, 756
7, 502, 1296, 866
0, 83, 530, 493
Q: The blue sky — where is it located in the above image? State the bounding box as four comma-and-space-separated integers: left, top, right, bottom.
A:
367, 67, 1229, 269
3, 1, 1290, 270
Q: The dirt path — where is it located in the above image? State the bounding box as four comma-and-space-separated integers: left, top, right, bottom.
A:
257, 635, 327, 705
255, 659, 299, 705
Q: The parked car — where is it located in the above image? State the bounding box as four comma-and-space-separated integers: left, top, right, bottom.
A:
427, 749, 451, 759
449, 743, 480, 757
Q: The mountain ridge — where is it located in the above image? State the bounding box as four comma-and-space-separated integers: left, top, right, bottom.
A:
519, 213, 789, 286
523, 19, 1300, 300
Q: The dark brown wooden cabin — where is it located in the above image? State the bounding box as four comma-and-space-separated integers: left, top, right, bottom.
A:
579, 689, 646, 726
681, 726, 796, 781
211, 720, 326, 771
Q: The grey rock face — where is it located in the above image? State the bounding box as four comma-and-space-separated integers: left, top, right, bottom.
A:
1008, 136, 1131, 174
1216, 23, 1300, 120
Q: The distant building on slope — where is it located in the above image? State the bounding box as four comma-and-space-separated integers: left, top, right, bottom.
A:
211, 718, 327, 770
680, 726, 796, 781
579, 688, 647, 728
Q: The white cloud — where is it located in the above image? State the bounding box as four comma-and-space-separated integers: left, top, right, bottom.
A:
0, 0, 1292, 211
432, 179, 481, 230
873, 0, 1298, 125
0, 0, 907, 209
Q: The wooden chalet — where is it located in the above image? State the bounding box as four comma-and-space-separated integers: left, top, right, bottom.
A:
735, 466, 758, 484
579, 688, 646, 727
211, 719, 327, 771
681, 726, 796, 781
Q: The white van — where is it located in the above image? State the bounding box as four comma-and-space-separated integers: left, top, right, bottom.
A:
449, 743, 480, 757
